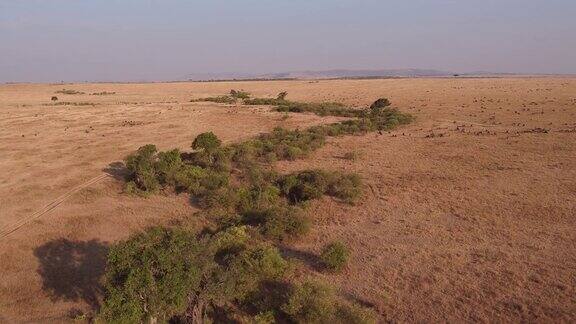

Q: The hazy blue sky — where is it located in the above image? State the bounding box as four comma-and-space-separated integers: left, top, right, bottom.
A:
1, 0, 575, 82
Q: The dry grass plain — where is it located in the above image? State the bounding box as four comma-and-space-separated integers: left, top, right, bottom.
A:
0, 78, 575, 322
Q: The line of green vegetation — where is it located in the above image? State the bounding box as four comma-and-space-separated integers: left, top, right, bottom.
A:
54, 89, 85, 95
191, 89, 252, 104
96, 95, 413, 323
91, 91, 116, 95
43, 102, 98, 106
191, 95, 237, 104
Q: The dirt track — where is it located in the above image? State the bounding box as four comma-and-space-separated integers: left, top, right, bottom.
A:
0, 78, 575, 322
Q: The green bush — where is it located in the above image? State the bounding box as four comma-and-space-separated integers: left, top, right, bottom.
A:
343, 151, 361, 161
191, 95, 236, 104
279, 170, 330, 203
99, 227, 206, 323
370, 98, 391, 110
320, 242, 350, 272
282, 281, 337, 323
252, 311, 276, 324
192, 132, 222, 153
55, 89, 85, 95
230, 127, 325, 164
106, 93, 412, 322
277, 91, 288, 100
263, 206, 310, 241
243, 97, 285, 106
279, 170, 362, 204
244, 205, 310, 241
91, 91, 116, 95
337, 302, 377, 324
327, 173, 362, 204
124, 144, 160, 192
276, 101, 362, 118
155, 149, 183, 186
100, 225, 294, 323
230, 89, 251, 99
237, 185, 282, 215
174, 165, 208, 194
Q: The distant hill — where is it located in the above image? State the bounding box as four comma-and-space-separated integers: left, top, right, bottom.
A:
184, 69, 455, 81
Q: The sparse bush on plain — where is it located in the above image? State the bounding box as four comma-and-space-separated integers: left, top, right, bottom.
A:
99, 227, 206, 323
192, 132, 222, 153
250, 205, 311, 241
191, 95, 236, 104
100, 226, 290, 323
279, 170, 362, 204
343, 151, 361, 160
230, 89, 251, 99
336, 302, 377, 324
320, 241, 350, 272
125, 144, 160, 192
243, 97, 284, 106
55, 89, 85, 95
370, 97, 391, 110
43, 101, 98, 106
277, 91, 288, 100
327, 173, 362, 204
91, 91, 116, 95
279, 170, 330, 203
104, 95, 413, 322
155, 149, 184, 186
282, 281, 337, 323
282, 280, 375, 324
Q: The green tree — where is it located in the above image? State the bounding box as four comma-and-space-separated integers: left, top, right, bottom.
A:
99, 227, 208, 323
192, 132, 222, 153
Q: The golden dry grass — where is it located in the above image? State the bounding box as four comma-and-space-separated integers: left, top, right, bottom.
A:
0, 78, 575, 322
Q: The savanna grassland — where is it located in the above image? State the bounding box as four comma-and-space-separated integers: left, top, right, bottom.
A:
0, 77, 575, 322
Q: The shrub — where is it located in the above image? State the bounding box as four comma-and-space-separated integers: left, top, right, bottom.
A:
202, 169, 230, 191
327, 173, 362, 204
276, 101, 361, 118
252, 311, 275, 324
277, 91, 288, 100
236, 184, 282, 215
282, 281, 337, 323
336, 302, 377, 324
174, 165, 208, 193
192, 132, 222, 154
230, 89, 250, 99
244, 205, 310, 241
368, 106, 413, 131
124, 144, 160, 192
243, 97, 284, 106
155, 149, 183, 186
207, 245, 288, 311
198, 186, 240, 212
279, 170, 362, 204
51, 96, 58, 101
279, 170, 330, 203
230, 127, 325, 164
320, 242, 350, 272
91, 91, 116, 95
191, 95, 236, 104
99, 227, 206, 323
263, 206, 310, 241
343, 151, 361, 161
55, 89, 85, 95
370, 98, 391, 110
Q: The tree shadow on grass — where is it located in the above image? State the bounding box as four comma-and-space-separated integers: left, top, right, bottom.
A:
34, 239, 109, 310
279, 245, 323, 272
103, 161, 129, 182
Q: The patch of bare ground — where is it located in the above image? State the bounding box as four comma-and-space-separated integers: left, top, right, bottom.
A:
0, 78, 575, 322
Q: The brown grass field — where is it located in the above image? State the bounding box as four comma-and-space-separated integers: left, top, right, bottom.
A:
0, 78, 575, 322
